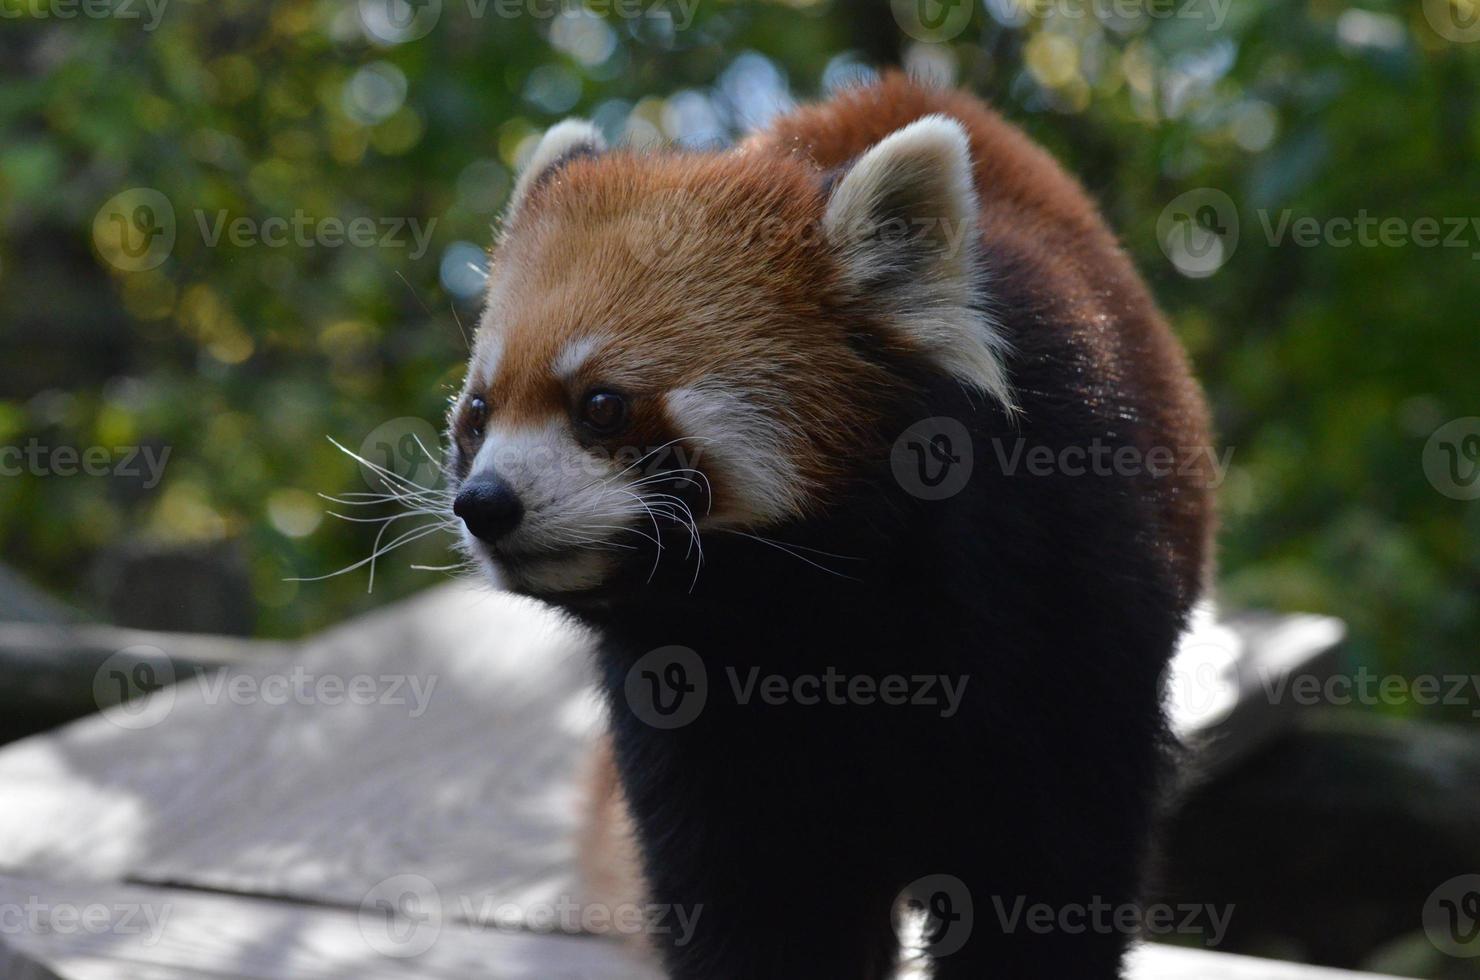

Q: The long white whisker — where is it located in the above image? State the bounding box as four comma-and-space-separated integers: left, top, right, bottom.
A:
326, 509, 450, 525
576, 524, 655, 549
575, 437, 717, 497
327, 436, 441, 499
410, 433, 445, 467
737, 536, 862, 561
633, 491, 705, 590
325, 487, 454, 501
287, 522, 450, 590
626, 468, 713, 512
720, 530, 859, 581
316, 490, 452, 509
611, 489, 665, 582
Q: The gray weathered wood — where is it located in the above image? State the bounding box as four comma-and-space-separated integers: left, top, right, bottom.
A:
0, 622, 279, 745
0, 587, 1342, 902
0, 584, 1360, 977
1125, 944, 1395, 978
0, 873, 654, 979
0, 873, 1392, 980
0, 563, 80, 626
0, 931, 66, 980
0, 585, 600, 912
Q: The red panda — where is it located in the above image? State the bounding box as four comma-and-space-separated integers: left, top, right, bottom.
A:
447, 75, 1214, 979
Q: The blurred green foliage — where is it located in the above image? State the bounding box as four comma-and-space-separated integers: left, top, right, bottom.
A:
0, 0, 1476, 710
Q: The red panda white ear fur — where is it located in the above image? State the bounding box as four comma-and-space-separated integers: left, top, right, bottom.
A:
505, 119, 606, 225
823, 115, 1014, 412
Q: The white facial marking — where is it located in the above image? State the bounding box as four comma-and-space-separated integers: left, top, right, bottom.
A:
666, 382, 807, 527
472, 332, 503, 389
552, 335, 608, 384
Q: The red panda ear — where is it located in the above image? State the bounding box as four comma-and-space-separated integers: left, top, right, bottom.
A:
504, 119, 606, 227
822, 115, 1014, 412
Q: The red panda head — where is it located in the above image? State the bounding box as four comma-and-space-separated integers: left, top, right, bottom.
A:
448, 115, 1013, 598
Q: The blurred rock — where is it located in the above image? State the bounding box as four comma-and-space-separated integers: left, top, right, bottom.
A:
1154, 712, 1480, 975
0, 563, 78, 624
91, 539, 256, 636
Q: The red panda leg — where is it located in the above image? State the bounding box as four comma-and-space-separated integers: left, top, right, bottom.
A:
650, 885, 902, 980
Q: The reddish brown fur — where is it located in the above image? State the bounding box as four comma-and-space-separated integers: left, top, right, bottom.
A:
475, 149, 899, 521
752, 75, 1215, 596
575, 733, 647, 946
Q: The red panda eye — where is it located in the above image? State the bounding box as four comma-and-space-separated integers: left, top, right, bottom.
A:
466, 396, 488, 435
580, 391, 628, 435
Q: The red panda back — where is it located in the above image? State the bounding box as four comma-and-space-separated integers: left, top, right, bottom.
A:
753, 75, 1216, 605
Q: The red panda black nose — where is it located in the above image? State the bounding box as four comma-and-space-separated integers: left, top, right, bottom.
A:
454, 475, 524, 544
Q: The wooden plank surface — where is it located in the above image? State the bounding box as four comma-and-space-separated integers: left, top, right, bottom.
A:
0, 622, 278, 746
0, 873, 655, 980
0, 584, 1358, 977
0, 585, 601, 912
0, 874, 1392, 980
1126, 944, 1394, 979
0, 933, 66, 980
